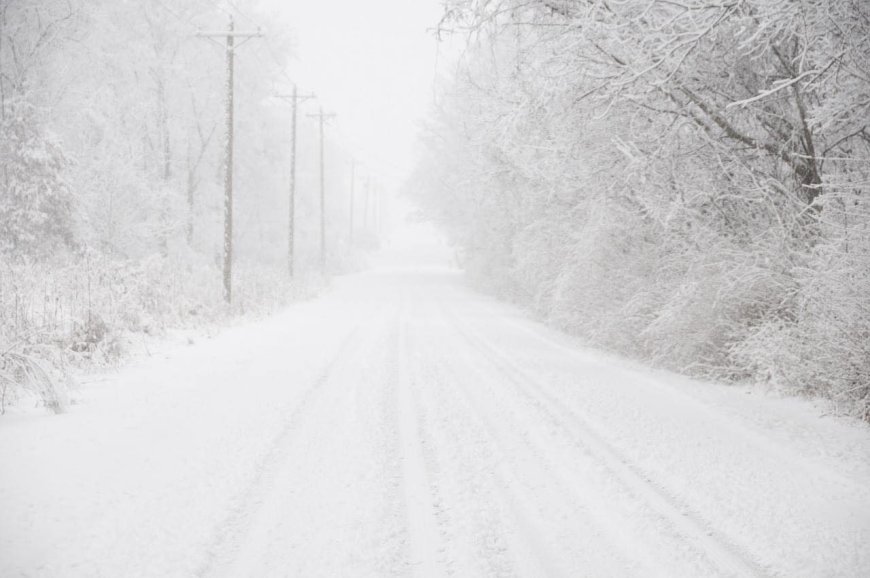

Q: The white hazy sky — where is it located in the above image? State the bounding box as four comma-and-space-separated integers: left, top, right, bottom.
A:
261, 0, 452, 189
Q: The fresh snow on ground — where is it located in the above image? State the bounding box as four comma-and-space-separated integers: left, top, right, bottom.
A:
1, 266, 869, 577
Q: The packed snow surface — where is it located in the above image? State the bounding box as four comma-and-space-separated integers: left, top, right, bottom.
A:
1, 268, 869, 577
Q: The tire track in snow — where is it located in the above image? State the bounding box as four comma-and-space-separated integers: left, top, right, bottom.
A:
446, 283, 869, 499
497, 306, 867, 495
429, 296, 663, 575
393, 311, 448, 576
394, 281, 500, 576
422, 299, 657, 576
194, 323, 363, 578
408, 356, 521, 575
446, 307, 769, 578
405, 297, 576, 577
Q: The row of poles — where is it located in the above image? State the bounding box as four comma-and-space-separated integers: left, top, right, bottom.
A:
198, 17, 359, 304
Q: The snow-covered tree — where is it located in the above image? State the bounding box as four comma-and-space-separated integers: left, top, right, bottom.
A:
0, 1, 78, 258
413, 0, 870, 418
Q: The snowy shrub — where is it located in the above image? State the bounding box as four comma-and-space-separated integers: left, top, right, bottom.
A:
540, 209, 662, 356
641, 251, 794, 379
735, 204, 870, 420
0, 343, 70, 415
0, 254, 302, 412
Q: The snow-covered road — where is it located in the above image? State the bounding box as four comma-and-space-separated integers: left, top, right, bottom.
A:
2, 268, 869, 577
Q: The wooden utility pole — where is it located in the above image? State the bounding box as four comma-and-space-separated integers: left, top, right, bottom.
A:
307, 107, 336, 274
275, 86, 314, 278
371, 181, 381, 238
363, 177, 371, 233
348, 160, 356, 249
197, 17, 262, 304
375, 183, 382, 236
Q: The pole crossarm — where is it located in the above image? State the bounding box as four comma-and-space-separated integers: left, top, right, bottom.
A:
195, 30, 263, 37
195, 21, 263, 51
306, 112, 337, 122
275, 92, 316, 102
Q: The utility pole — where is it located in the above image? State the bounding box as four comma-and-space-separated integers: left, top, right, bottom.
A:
307, 107, 336, 274
197, 17, 263, 304
373, 182, 381, 238
363, 177, 371, 233
375, 183, 382, 236
348, 160, 356, 249
275, 86, 314, 279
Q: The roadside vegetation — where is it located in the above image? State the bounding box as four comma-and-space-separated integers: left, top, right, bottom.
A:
411, 0, 870, 420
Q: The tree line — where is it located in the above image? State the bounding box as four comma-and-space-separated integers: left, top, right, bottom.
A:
0, 0, 360, 412
410, 0, 870, 419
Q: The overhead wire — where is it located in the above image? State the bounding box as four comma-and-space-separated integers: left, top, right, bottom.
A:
223, 0, 307, 92
150, 0, 212, 33
153, 0, 304, 95
223, 0, 260, 28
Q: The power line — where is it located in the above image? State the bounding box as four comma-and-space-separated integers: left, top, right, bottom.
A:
224, 0, 260, 29
231, 2, 301, 89
150, 0, 220, 34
